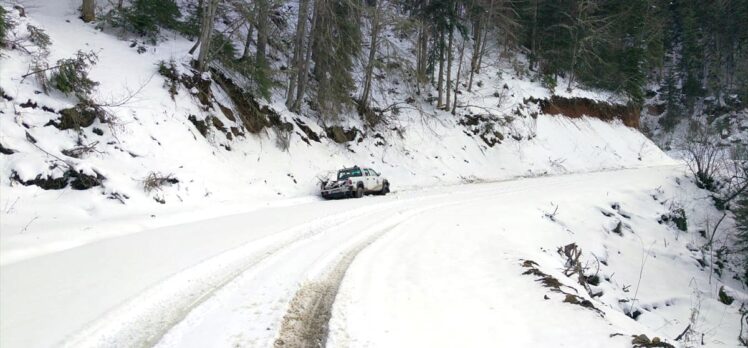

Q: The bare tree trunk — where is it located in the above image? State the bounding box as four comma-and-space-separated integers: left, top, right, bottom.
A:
255, 0, 269, 68
188, 0, 206, 54
196, 0, 220, 73
437, 31, 445, 107
476, 0, 495, 75
567, 33, 578, 92
530, 0, 538, 69
189, 38, 201, 55
242, 23, 254, 60
567, 52, 576, 92
81, 0, 95, 22
287, 0, 311, 109
416, 23, 427, 94
445, 28, 454, 110
476, 22, 489, 74
420, 25, 428, 82
360, 0, 382, 110
452, 40, 465, 115
415, 25, 422, 94
467, 16, 482, 92
292, 0, 317, 113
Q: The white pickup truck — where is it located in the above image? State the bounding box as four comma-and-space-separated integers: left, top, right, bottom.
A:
320, 166, 390, 199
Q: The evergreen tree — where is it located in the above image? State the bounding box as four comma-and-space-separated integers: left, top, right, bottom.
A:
677, 0, 704, 105
0, 6, 8, 47
659, 69, 683, 131
311, 0, 363, 120
124, 0, 181, 38
733, 195, 748, 284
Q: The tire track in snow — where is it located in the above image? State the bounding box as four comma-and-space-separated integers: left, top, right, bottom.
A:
273, 223, 399, 348
66, 180, 565, 347
271, 190, 513, 348
63, 198, 426, 348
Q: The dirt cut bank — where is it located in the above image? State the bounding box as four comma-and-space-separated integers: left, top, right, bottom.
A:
528, 96, 640, 128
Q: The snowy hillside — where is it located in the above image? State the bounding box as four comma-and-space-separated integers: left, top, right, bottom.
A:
1, 0, 747, 347
1, 1, 671, 249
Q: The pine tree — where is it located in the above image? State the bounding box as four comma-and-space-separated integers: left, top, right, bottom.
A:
418, 0, 465, 107
659, 69, 683, 131
124, 0, 181, 38
733, 195, 748, 285
0, 6, 8, 47
310, 0, 362, 120
678, 0, 704, 105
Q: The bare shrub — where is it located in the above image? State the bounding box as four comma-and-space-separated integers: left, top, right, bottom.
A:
739, 304, 747, 346
681, 122, 726, 191
30, 56, 50, 93
157, 59, 179, 99
142, 172, 178, 193
544, 203, 559, 221
275, 126, 292, 152
61, 141, 99, 158
558, 243, 587, 283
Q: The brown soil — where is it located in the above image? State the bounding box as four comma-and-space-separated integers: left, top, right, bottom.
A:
325, 126, 359, 143
209, 68, 270, 134
520, 259, 604, 317
527, 96, 640, 128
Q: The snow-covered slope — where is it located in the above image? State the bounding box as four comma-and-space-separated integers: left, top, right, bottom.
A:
0, 1, 672, 260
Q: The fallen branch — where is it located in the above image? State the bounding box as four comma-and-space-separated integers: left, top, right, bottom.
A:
674, 324, 691, 341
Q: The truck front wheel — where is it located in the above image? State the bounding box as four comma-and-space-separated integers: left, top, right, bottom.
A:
380, 181, 389, 195
355, 186, 364, 198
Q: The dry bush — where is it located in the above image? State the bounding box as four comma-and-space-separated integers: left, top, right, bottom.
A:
275, 126, 292, 151
739, 304, 747, 346
61, 141, 99, 158
558, 243, 584, 279
681, 121, 727, 191
142, 172, 178, 193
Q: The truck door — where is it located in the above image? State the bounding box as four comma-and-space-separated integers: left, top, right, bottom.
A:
363, 169, 373, 190
368, 169, 382, 190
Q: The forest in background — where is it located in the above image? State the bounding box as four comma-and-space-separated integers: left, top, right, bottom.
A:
6, 0, 741, 124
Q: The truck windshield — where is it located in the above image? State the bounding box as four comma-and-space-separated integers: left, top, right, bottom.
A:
338, 168, 362, 180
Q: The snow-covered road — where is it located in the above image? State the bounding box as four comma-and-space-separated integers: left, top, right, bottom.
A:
3, 165, 739, 347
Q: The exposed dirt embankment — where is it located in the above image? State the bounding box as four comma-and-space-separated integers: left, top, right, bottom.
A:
528, 96, 640, 128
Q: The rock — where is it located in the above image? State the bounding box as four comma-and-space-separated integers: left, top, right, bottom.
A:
58, 103, 102, 130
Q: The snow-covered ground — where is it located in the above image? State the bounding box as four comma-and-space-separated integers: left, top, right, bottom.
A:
2, 165, 746, 347
2, 1, 746, 347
